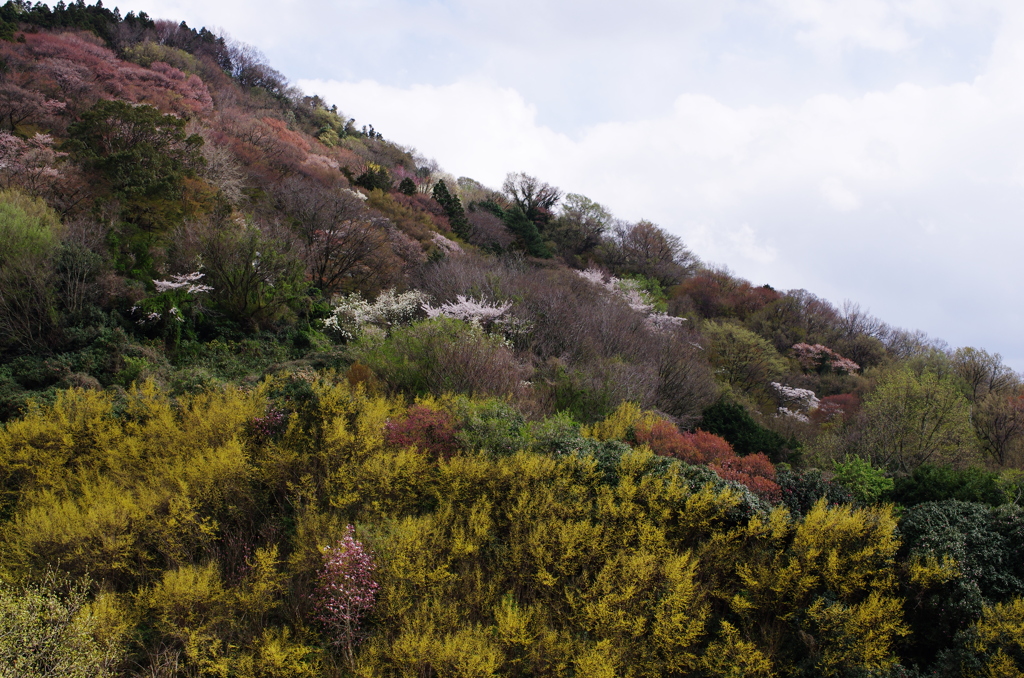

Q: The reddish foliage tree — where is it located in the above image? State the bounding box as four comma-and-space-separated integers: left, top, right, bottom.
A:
384, 405, 460, 460
681, 429, 736, 465
710, 453, 781, 502
672, 267, 781, 320
811, 393, 862, 424
634, 420, 735, 465
634, 418, 779, 500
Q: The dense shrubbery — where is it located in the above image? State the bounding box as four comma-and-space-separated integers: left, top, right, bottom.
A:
0, 378, 992, 677
2, 4, 1024, 674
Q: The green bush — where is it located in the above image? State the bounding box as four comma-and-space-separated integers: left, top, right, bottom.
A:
775, 465, 854, 515
891, 464, 1004, 507
700, 400, 797, 462
833, 455, 894, 504
899, 501, 1024, 667
349, 318, 530, 398
0, 574, 121, 677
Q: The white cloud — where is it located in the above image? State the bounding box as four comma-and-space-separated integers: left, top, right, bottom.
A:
301, 60, 1024, 367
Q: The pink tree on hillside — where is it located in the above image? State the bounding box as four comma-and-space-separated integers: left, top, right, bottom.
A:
314, 526, 380, 666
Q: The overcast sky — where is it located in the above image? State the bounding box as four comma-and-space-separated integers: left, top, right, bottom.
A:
133, 0, 1024, 369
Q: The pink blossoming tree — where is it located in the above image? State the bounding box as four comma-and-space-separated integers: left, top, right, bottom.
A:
314, 526, 380, 667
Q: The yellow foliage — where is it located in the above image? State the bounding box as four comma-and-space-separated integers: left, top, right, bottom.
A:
251, 627, 322, 678
806, 592, 909, 676
573, 639, 619, 678
360, 605, 502, 678
906, 553, 959, 589
328, 447, 435, 520
726, 500, 905, 675
234, 545, 286, 630
0, 376, 953, 675
792, 500, 900, 598
702, 621, 775, 678
80, 590, 136, 664
581, 401, 661, 441
968, 598, 1024, 677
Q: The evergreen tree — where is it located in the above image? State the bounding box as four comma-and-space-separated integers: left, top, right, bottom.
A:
431, 179, 472, 241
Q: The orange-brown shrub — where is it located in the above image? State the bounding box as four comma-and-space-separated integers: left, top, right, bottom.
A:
633, 419, 781, 501
710, 453, 781, 502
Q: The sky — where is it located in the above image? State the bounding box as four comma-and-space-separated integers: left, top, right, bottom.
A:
131, 0, 1024, 368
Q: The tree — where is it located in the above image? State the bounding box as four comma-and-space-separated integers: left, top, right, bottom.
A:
277, 177, 390, 297
606, 220, 697, 287
68, 100, 203, 209
68, 99, 204, 260
398, 177, 416, 196
952, 347, 1018, 403
197, 220, 307, 330
702, 320, 788, 393
0, 189, 62, 351
0, 574, 120, 677
314, 526, 379, 669
859, 367, 976, 473
548, 193, 611, 266
974, 391, 1024, 466
501, 205, 550, 258
0, 83, 54, 132
501, 172, 561, 229
431, 179, 471, 240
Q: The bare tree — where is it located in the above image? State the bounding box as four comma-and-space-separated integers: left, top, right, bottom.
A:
952, 347, 1019, 403
502, 172, 561, 227
276, 177, 390, 296
606, 220, 698, 287
974, 391, 1024, 466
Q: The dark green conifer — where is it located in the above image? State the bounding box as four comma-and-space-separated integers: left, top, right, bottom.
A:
431, 179, 472, 240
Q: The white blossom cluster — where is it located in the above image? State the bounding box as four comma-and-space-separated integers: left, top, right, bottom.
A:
422, 295, 511, 325
153, 271, 213, 295
574, 267, 685, 333
770, 382, 820, 410
777, 407, 811, 423
128, 307, 163, 325
324, 289, 429, 340
431, 233, 463, 255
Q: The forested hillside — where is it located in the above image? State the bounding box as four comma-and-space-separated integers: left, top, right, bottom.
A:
2, 2, 1024, 676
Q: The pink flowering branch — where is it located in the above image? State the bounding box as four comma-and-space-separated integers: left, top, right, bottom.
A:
313, 526, 380, 666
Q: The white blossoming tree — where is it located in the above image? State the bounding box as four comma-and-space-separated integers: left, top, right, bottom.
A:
574, 266, 684, 333
771, 381, 820, 423
323, 288, 429, 341
130, 271, 213, 348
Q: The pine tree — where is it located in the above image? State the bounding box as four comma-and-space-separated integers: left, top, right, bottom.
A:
431, 180, 472, 240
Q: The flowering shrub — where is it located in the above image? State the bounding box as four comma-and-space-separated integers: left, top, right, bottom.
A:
431, 232, 463, 255
0, 132, 66, 195
384, 405, 460, 460
153, 271, 214, 295
791, 343, 860, 374
422, 294, 511, 327
575, 267, 684, 332
323, 289, 428, 341
249, 407, 287, 444
770, 382, 820, 411
130, 271, 212, 347
314, 526, 379, 666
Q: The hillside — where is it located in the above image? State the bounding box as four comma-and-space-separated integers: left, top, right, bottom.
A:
2, 2, 1024, 676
